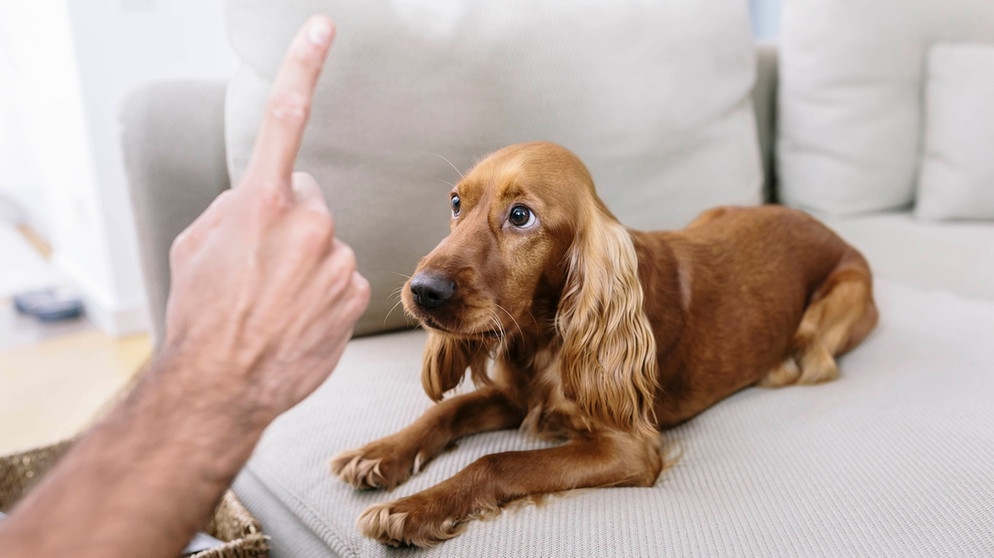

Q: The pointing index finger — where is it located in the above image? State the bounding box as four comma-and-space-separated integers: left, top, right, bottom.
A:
244, 15, 336, 190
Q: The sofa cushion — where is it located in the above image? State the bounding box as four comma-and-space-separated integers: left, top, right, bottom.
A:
822, 211, 994, 302
235, 280, 994, 557
224, 0, 762, 335
777, 0, 994, 216
916, 43, 994, 222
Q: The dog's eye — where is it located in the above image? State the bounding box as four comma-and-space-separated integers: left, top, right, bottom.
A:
451, 195, 461, 217
508, 205, 536, 228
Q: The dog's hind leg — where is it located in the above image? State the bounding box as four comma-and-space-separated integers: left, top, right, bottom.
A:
793, 250, 878, 385
757, 356, 802, 388
760, 249, 878, 387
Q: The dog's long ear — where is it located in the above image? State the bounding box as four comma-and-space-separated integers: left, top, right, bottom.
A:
421, 332, 489, 401
556, 208, 659, 438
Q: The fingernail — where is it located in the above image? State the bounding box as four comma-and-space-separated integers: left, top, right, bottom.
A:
308, 17, 332, 46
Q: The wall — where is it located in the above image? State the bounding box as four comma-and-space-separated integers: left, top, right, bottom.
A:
0, 2, 80, 237
749, 0, 781, 38
0, 0, 236, 335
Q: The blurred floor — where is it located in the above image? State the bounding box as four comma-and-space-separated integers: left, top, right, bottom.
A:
0, 222, 151, 455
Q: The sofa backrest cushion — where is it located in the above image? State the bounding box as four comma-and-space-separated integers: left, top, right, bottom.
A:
225, 0, 762, 336
916, 42, 994, 222
777, 0, 994, 216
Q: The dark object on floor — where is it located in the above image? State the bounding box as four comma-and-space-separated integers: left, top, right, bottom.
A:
12, 289, 84, 322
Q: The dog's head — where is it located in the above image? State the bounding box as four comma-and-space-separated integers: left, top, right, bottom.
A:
402, 142, 601, 341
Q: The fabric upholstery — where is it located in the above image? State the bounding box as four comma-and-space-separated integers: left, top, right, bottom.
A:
233, 470, 335, 558
822, 212, 994, 302
236, 281, 994, 557
120, 80, 230, 344
224, 0, 763, 336
916, 42, 994, 222
777, 0, 994, 216
114, 11, 994, 558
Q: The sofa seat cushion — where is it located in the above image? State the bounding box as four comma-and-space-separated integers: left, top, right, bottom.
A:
235, 280, 994, 557
823, 211, 994, 301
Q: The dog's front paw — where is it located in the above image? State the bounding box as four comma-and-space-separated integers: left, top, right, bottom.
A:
330, 438, 427, 490
357, 497, 464, 548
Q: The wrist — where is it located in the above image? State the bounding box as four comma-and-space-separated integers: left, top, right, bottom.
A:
130, 345, 271, 471
153, 336, 280, 431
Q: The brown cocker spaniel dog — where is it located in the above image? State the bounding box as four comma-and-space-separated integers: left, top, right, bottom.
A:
331, 142, 878, 547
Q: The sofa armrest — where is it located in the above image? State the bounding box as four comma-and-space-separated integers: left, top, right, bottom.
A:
121, 80, 230, 345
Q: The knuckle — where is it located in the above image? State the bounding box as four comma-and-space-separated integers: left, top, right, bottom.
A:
339, 240, 357, 263
354, 274, 372, 306
291, 171, 316, 186
203, 189, 234, 218
335, 242, 358, 271
268, 91, 311, 124
252, 185, 291, 214
297, 210, 335, 249
215, 189, 234, 204
340, 273, 371, 323
169, 230, 192, 262
323, 244, 360, 298
291, 43, 320, 67
168, 242, 182, 267
291, 174, 320, 198
313, 209, 336, 236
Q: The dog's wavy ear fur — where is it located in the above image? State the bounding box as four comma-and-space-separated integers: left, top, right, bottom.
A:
421, 332, 490, 401
556, 207, 659, 438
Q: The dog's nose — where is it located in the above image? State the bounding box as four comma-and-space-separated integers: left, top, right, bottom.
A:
410, 272, 456, 309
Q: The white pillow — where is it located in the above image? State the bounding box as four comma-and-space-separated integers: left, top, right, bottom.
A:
778, 0, 994, 216
916, 43, 994, 221
225, 0, 763, 335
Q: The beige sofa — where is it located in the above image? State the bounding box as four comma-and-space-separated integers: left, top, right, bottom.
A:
123, 1, 994, 556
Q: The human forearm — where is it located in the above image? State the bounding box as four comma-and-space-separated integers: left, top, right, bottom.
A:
0, 348, 266, 558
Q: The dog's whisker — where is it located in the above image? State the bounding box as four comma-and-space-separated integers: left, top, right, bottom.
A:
427, 151, 464, 179
382, 303, 401, 326
487, 311, 509, 353
382, 296, 408, 327
489, 311, 505, 339
494, 304, 522, 337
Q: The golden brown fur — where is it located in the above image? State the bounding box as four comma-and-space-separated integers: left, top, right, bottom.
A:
330, 142, 878, 547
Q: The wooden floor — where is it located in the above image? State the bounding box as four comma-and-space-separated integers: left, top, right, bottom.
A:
0, 301, 151, 455
0, 221, 153, 455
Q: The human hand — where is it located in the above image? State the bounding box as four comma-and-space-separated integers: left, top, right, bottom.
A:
0, 18, 368, 558
162, 15, 370, 426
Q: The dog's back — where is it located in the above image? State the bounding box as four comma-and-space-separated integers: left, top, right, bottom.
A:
633, 205, 878, 427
